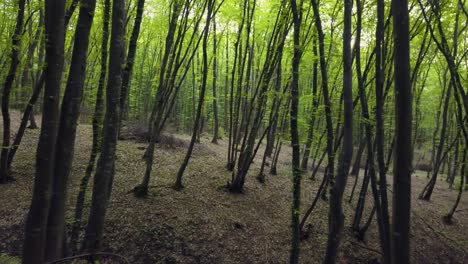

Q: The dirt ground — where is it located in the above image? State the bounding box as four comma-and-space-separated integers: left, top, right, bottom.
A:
0, 113, 467, 263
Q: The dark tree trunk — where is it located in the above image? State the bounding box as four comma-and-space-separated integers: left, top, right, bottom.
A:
0, 0, 26, 183
375, 0, 391, 262
224, 35, 229, 132
289, 0, 302, 262
44, 0, 97, 259
391, 0, 412, 262
311, 0, 335, 205
70, 0, 110, 252
7, 74, 44, 170
419, 82, 451, 200
444, 148, 466, 224
419, 3, 461, 200
228, 1, 288, 193
174, 0, 216, 190
120, 0, 145, 122
22, 0, 65, 262
350, 139, 365, 177
82, 0, 125, 252
324, 0, 353, 261
70, 0, 110, 253
134, 0, 196, 197
449, 141, 460, 188
352, 157, 370, 230
211, 17, 220, 143
354, 1, 391, 260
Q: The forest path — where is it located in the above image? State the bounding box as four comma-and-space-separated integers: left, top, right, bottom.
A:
0, 115, 466, 263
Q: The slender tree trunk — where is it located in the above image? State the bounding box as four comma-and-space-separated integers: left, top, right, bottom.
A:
0, 0, 26, 183
311, 0, 335, 206
352, 157, 370, 231
133, 0, 185, 197
420, 82, 451, 200
82, 0, 125, 252
354, 1, 390, 260
289, 0, 302, 262
211, 17, 220, 143
350, 139, 365, 177
375, 0, 391, 262
449, 141, 460, 188
444, 148, 466, 223
7, 74, 44, 170
174, 0, 215, 190
324, 0, 353, 261
120, 0, 145, 122
69, 0, 110, 253
22, 0, 65, 262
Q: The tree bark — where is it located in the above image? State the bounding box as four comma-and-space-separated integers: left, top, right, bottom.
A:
22, 0, 65, 262
120, 0, 145, 122
70, 0, 110, 253
0, 0, 26, 182
211, 17, 220, 143
391, 0, 412, 262
82, 0, 126, 252
44, 0, 97, 259
324, 0, 353, 261
174, 0, 215, 190
289, 0, 302, 262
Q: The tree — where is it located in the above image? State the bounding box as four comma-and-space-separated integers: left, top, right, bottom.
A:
120, 0, 146, 121
0, 0, 26, 183
45, 0, 97, 259
289, 0, 302, 262
324, 0, 353, 261
22, 0, 66, 262
211, 17, 220, 144
174, 0, 219, 190
82, 0, 126, 252
391, 0, 412, 262
70, 0, 111, 252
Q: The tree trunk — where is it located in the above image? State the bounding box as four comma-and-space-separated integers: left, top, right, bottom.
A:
391, 0, 412, 262
0, 0, 26, 183
120, 0, 145, 122
374, 0, 391, 262
324, 0, 353, 261
82, 0, 125, 252
289, 0, 302, 262
174, 0, 215, 190
44, 0, 97, 259
444, 148, 466, 224
311, 0, 335, 207
350, 139, 365, 177
211, 17, 220, 144
22, 0, 65, 262
7, 74, 44, 170
70, 0, 110, 253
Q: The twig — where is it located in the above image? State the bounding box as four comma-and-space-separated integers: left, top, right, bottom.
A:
346, 239, 382, 256
46, 252, 130, 264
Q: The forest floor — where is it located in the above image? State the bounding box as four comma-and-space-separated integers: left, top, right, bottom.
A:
0, 112, 467, 264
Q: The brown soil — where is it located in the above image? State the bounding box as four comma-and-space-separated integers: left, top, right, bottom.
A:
0, 113, 466, 263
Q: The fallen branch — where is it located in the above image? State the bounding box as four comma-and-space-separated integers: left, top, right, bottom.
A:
346, 239, 382, 255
